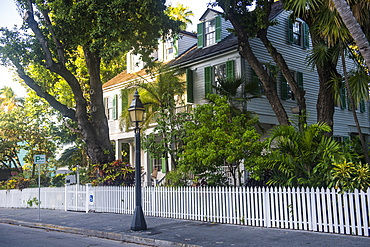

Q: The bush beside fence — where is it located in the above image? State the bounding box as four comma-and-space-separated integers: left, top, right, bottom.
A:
0, 185, 369, 236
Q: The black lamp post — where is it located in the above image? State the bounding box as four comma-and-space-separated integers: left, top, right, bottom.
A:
128, 90, 147, 231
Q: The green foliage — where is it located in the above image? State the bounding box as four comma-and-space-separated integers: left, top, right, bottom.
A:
213, 74, 261, 115
90, 160, 134, 186
331, 160, 370, 192
0, 0, 182, 165
26, 197, 40, 207
0, 100, 61, 172
0, 173, 36, 191
264, 122, 344, 187
51, 173, 67, 187
215, 0, 278, 36
165, 170, 191, 187
165, 3, 194, 30
178, 94, 263, 186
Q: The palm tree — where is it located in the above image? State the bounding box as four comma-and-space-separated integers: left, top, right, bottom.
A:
331, 0, 370, 69
165, 3, 194, 30
0, 86, 21, 111
266, 122, 343, 187
213, 74, 261, 114
121, 63, 186, 130
121, 63, 187, 171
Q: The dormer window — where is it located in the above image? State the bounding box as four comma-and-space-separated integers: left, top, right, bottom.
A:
197, 15, 222, 48
205, 19, 216, 46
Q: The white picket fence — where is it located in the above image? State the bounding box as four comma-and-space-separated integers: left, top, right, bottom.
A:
0, 185, 369, 236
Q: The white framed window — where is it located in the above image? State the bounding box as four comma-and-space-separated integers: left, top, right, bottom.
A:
205, 19, 216, 46
292, 22, 302, 46
288, 18, 309, 48
104, 95, 118, 120
197, 15, 222, 48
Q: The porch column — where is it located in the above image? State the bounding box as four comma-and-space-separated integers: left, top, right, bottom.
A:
115, 139, 122, 160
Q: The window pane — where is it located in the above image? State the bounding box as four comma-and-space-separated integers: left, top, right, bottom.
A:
205, 19, 216, 46
214, 64, 226, 82
293, 22, 301, 46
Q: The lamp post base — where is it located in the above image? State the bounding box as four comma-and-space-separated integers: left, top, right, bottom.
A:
131, 206, 147, 231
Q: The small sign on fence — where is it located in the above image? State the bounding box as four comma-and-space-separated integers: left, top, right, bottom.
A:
89, 194, 94, 205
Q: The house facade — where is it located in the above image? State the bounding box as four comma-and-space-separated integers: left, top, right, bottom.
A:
102, 5, 370, 186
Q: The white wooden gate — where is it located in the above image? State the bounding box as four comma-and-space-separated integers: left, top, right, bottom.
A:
64, 184, 87, 211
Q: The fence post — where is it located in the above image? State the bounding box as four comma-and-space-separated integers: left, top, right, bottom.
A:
85, 183, 90, 213
263, 187, 270, 227
64, 184, 67, 211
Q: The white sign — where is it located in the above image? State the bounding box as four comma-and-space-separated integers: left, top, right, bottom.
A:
34, 155, 46, 164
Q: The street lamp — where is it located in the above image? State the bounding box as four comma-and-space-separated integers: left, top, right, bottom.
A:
128, 90, 147, 231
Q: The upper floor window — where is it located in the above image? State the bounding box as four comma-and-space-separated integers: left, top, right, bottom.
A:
288, 18, 309, 48
205, 19, 216, 46
292, 22, 302, 46
197, 15, 222, 48
104, 95, 118, 120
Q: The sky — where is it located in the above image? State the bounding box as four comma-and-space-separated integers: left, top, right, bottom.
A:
0, 0, 215, 98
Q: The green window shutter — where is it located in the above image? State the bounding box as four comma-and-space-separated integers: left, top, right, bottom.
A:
303, 22, 310, 48
174, 36, 179, 56
360, 100, 366, 113
296, 71, 304, 89
161, 157, 166, 173
197, 23, 204, 48
121, 89, 128, 112
288, 18, 294, 44
103, 97, 107, 109
113, 94, 118, 120
340, 87, 346, 109
215, 15, 222, 43
281, 74, 288, 100
204, 66, 212, 97
226, 60, 234, 80
186, 69, 194, 103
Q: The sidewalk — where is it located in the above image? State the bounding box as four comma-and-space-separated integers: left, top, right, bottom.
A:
0, 208, 369, 247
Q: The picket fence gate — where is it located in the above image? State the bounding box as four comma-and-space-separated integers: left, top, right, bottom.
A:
0, 185, 369, 237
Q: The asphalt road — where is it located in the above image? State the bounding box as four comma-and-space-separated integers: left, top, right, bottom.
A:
0, 223, 147, 247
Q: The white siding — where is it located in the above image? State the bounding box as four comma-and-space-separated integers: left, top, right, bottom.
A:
178, 34, 197, 56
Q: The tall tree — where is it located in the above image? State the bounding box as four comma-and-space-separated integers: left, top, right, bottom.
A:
215, 0, 306, 126
0, 0, 180, 164
283, 0, 353, 134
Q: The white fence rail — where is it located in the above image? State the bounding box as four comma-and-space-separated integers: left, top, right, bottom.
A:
0, 186, 369, 236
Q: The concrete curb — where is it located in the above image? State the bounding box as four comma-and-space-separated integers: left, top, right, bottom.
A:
0, 219, 201, 247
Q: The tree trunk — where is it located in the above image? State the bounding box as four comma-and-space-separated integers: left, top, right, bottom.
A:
224, 11, 290, 125
316, 62, 336, 136
304, 17, 339, 136
21, 6, 115, 165
258, 28, 307, 125
332, 0, 370, 69
341, 46, 370, 164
